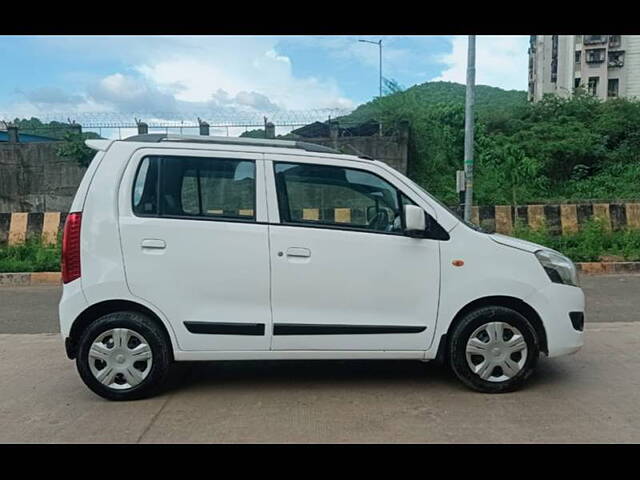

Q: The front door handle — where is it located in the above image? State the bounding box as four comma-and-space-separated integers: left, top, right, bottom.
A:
286, 247, 311, 258
141, 239, 166, 249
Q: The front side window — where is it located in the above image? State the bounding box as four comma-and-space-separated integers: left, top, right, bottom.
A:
274, 162, 414, 234
132, 155, 256, 220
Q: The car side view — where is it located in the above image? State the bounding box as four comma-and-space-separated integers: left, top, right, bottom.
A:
59, 134, 585, 400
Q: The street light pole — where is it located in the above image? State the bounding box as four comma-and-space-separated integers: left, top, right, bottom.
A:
463, 35, 476, 222
359, 39, 383, 98
359, 39, 383, 135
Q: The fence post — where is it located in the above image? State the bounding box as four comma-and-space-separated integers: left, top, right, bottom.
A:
265, 122, 275, 139
329, 120, 339, 150
136, 120, 148, 135
7, 125, 19, 144
198, 118, 210, 136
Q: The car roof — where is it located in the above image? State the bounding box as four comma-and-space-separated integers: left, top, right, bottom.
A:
86, 134, 374, 164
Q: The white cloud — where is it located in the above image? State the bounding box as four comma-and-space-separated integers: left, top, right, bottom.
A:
433, 36, 528, 91
135, 43, 354, 111
88, 73, 178, 112
2, 36, 355, 125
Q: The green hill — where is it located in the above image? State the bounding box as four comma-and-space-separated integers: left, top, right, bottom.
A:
334, 81, 640, 207
338, 81, 527, 127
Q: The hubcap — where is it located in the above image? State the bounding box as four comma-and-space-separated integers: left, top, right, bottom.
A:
465, 322, 528, 383
88, 328, 153, 390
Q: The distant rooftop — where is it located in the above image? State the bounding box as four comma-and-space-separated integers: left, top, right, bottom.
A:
0, 131, 60, 143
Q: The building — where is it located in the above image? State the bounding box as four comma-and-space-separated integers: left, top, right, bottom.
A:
528, 35, 640, 102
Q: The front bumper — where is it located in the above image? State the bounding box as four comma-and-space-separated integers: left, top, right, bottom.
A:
525, 282, 585, 358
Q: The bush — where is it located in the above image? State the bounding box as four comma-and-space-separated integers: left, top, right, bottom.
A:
512, 219, 640, 262
0, 238, 61, 272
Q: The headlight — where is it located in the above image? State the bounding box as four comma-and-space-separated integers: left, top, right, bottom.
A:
535, 249, 579, 287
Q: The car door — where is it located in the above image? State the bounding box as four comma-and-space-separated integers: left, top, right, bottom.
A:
265, 154, 441, 351
118, 148, 272, 352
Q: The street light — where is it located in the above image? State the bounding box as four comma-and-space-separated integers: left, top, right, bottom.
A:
358, 39, 383, 99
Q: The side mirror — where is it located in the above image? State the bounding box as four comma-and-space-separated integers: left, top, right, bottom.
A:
404, 204, 426, 235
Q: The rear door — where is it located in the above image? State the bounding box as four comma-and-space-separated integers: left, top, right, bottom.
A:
265, 154, 441, 351
118, 148, 271, 352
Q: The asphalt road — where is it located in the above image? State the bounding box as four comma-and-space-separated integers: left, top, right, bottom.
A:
0, 275, 639, 443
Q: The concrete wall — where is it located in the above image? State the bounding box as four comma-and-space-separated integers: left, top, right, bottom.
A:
0, 142, 87, 213
301, 133, 409, 175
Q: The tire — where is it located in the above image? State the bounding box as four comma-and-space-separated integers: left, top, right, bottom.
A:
76, 311, 172, 401
448, 306, 539, 393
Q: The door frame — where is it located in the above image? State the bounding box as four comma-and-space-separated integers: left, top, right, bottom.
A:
117, 147, 273, 352
264, 153, 442, 351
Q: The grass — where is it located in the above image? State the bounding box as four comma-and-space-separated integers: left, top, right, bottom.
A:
0, 238, 61, 273
512, 219, 640, 262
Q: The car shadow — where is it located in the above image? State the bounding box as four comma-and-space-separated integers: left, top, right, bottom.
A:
162, 359, 462, 394
162, 356, 576, 396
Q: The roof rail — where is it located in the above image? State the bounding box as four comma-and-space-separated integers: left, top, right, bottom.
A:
121, 134, 342, 155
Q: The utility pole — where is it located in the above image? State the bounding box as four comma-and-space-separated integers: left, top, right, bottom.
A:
463, 35, 476, 222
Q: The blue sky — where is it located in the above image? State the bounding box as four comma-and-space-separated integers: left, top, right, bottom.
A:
0, 35, 529, 123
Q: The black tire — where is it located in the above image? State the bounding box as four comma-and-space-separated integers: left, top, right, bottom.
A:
76, 311, 172, 401
448, 306, 539, 393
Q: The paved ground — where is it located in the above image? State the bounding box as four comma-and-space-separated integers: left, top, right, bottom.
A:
1, 275, 639, 443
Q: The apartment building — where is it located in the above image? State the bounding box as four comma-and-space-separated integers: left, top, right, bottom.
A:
528, 35, 640, 102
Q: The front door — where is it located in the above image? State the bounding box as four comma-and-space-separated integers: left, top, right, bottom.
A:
119, 149, 272, 352
266, 156, 441, 351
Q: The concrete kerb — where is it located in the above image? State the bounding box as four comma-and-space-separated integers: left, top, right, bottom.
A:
0, 272, 61, 286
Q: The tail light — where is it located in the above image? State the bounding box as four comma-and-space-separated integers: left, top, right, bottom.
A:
61, 212, 82, 284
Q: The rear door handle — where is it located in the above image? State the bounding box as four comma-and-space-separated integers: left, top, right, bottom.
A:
286, 247, 311, 258
141, 239, 166, 249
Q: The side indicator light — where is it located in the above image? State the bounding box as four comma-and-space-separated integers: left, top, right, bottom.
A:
452, 259, 464, 267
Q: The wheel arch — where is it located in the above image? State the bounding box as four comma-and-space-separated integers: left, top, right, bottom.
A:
435, 295, 548, 363
65, 299, 175, 360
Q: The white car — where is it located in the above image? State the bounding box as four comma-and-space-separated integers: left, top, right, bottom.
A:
59, 134, 584, 400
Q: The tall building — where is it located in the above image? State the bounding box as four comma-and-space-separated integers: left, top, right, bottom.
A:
528, 35, 640, 102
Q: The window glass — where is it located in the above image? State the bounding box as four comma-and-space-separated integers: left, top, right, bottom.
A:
132, 157, 159, 215
159, 156, 255, 220
274, 162, 414, 233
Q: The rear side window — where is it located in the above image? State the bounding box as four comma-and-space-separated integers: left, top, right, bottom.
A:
132, 156, 256, 221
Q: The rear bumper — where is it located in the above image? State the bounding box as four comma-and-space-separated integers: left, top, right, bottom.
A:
525, 282, 585, 358
58, 278, 87, 339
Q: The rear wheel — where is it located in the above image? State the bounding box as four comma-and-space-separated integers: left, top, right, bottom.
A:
449, 306, 539, 393
76, 311, 172, 401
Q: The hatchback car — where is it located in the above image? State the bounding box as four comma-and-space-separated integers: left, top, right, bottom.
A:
59, 134, 584, 400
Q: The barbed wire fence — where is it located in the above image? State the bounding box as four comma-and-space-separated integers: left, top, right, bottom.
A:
0, 109, 378, 140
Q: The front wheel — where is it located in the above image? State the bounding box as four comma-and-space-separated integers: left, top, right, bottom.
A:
448, 306, 539, 393
76, 311, 172, 401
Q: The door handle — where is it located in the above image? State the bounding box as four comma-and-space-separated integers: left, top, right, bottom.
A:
285, 247, 311, 258
141, 239, 166, 249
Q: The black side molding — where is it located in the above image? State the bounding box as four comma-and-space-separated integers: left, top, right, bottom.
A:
273, 324, 426, 335
184, 322, 265, 335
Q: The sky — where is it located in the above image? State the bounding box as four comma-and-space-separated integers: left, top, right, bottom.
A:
0, 35, 529, 132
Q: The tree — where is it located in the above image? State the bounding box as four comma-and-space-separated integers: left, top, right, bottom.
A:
56, 131, 101, 168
